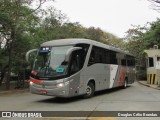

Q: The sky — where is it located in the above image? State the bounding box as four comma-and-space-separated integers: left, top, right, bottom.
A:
45, 0, 160, 38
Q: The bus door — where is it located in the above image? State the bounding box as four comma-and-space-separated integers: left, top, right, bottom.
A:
68, 49, 86, 96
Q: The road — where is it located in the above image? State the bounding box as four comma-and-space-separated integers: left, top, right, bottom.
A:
0, 81, 160, 120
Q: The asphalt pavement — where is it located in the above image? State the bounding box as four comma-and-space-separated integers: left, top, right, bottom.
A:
0, 81, 160, 120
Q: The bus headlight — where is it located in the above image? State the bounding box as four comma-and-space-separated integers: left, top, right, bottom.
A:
57, 83, 64, 88
57, 81, 69, 88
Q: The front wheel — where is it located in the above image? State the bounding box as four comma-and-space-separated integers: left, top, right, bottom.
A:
83, 82, 95, 98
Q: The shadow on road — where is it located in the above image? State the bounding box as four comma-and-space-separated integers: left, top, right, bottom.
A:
36, 96, 83, 104
94, 86, 131, 97
36, 86, 132, 104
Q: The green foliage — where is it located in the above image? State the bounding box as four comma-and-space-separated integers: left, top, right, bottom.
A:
0, 0, 48, 89
144, 19, 160, 48
125, 25, 147, 67
104, 38, 126, 49
125, 19, 160, 67
86, 27, 104, 41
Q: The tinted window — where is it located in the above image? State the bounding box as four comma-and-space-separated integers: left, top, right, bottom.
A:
88, 46, 102, 65
69, 49, 85, 75
88, 46, 118, 66
121, 59, 126, 66
126, 55, 135, 66
110, 51, 117, 64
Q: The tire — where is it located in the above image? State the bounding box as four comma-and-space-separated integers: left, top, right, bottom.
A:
122, 79, 128, 89
83, 82, 95, 98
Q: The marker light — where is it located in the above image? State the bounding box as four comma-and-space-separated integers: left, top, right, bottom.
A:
29, 81, 33, 85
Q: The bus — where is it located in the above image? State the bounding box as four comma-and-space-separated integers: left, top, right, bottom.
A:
27, 38, 135, 98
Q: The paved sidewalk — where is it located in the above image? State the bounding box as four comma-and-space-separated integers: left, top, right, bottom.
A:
0, 81, 29, 95
137, 80, 160, 90
0, 88, 29, 95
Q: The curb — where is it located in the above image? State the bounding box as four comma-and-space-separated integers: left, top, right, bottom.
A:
0, 88, 29, 95
137, 80, 160, 90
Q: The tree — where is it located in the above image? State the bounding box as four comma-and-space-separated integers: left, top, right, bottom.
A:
59, 22, 88, 39
143, 19, 160, 48
104, 38, 126, 50
125, 25, 148, 67
0, 0, 53, 89
86, 26, 125, 49
148, 0, 160, 11
86, 27, 104, 42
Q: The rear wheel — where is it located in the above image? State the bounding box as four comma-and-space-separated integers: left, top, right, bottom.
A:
123, 79, 128, 89
83, 82, 95, 98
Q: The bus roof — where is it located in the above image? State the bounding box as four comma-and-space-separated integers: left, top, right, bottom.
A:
41, 38, 134, 56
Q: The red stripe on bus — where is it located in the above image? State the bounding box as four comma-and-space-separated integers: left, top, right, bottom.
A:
119, 68, 125, 86
112, 65, 118, 88
29, 79, 42, 84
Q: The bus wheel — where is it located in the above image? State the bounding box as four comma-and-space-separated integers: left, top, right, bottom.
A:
83, 82, 95, 98
123, 79, 128, 89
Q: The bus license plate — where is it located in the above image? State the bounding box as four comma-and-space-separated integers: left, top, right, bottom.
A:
40, 90, 47, 94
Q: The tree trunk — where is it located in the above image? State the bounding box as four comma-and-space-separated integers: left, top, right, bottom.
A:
6, 47, 12, 90
0, 70, 5, 86
5, 28, 16, 90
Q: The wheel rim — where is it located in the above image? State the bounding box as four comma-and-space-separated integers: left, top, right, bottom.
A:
86, 86, 92, 95
124, 80, 127, 87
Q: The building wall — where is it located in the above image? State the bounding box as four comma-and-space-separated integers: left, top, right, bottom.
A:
144, 49, 160, 85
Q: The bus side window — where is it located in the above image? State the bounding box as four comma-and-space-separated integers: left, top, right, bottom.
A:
104, 50, 110, 64
88, 46, 103, 66
70, 50, 85, 74
110, 51, 117, 64
70, 55, 79, 74
121, 59, 126, 66
88, 50, 95, 66
126, 55, 135, 66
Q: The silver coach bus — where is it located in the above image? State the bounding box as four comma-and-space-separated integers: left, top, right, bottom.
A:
27, 38, 135, 98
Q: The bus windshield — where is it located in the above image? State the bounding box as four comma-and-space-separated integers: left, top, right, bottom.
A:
33, 46, 73, 78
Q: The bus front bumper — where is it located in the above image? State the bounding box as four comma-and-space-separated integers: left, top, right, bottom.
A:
29, 82, 70, 97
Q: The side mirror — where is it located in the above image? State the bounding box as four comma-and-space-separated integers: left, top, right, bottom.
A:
26, 49, 38, 62
64, 47, 82, 62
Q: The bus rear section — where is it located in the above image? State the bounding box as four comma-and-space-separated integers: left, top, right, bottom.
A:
81, 45, 135, 91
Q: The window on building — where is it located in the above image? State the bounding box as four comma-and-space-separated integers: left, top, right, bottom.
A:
149, 57, 154, 67
157, 57, 160, 61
